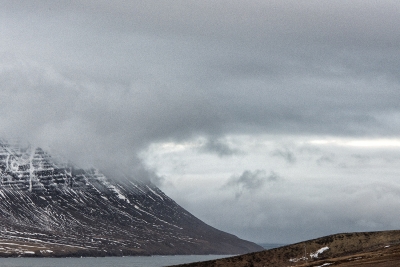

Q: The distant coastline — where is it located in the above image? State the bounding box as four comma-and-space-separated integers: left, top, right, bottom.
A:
257, 243, 286, 250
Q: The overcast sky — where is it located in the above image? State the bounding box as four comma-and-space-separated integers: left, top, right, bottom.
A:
1, 0, 400, 244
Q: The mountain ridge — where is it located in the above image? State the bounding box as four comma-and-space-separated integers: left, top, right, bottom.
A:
0, 139, 262, 256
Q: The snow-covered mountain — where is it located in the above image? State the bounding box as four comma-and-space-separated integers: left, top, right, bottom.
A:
0, 139, 262, 256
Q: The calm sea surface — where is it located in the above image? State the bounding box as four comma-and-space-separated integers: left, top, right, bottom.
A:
0, 255, 232, 267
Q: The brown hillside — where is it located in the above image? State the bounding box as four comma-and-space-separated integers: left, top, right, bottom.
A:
170, 230, 400, 267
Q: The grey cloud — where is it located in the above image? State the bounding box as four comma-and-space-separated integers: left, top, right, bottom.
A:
1, 1, 399, 177
2, 1, 400, 144
199, 138, 242, 157
271, 148, 296, 164
316, 154, 336, 166
0, 1, 399, 175
193, 181, 400, 243
351, 154, 371, 164
56, 1, 400, 48
223, 170, 280, 198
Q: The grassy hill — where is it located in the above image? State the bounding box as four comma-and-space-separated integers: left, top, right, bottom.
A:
171, 230, 400, 267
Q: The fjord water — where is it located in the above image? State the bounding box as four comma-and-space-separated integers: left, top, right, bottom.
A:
0, 255, 231, 267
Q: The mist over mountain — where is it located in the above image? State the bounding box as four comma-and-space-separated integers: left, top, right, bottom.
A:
0, 139, 262, 256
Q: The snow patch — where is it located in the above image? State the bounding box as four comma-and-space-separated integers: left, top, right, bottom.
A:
146, 186, 164, 201
289, 256, 307, 263
28, 147, 35, 192
96, 174, 130, 203
310, 246, 329, 259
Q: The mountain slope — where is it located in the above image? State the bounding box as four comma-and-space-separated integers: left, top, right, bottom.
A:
0, 139, 262, 256
172, 230, 400, 267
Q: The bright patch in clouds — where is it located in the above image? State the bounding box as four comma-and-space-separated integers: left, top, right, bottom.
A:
309, 139, 400, 148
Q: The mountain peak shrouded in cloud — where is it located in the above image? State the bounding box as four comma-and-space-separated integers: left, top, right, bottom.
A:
1, 1, 400, 244
0, 138, 262, 255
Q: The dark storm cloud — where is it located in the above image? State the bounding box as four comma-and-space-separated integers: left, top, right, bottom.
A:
2, 0, 400, 147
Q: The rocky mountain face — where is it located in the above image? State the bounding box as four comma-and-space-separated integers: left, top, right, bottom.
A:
0, 139, 262, 257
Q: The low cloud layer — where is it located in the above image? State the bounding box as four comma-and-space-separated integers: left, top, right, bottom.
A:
1, 1, 400, 243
